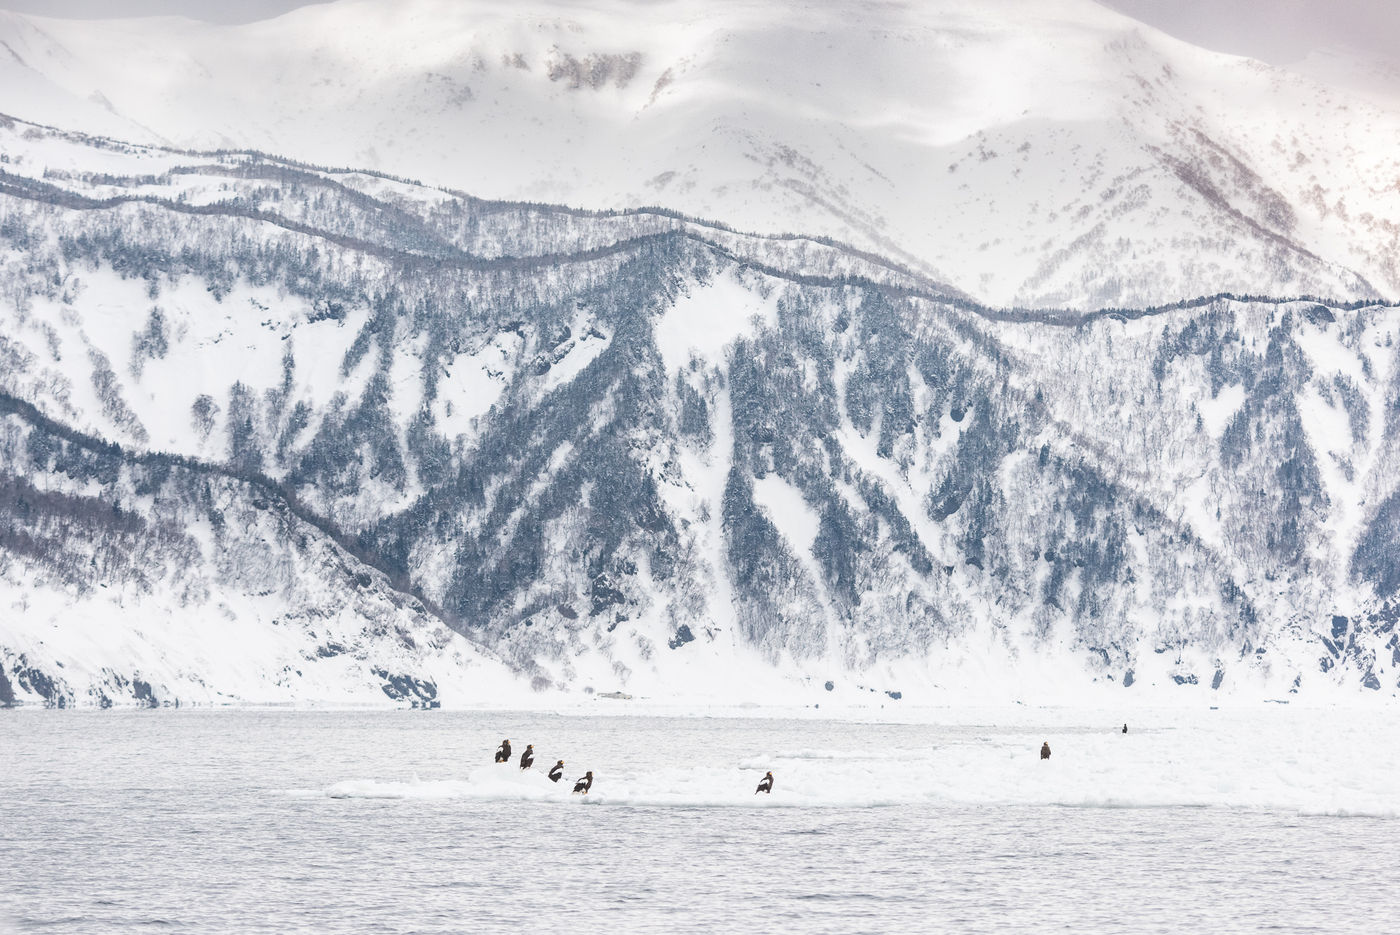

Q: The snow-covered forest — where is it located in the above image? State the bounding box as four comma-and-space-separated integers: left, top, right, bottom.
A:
1, 117, 1398, 706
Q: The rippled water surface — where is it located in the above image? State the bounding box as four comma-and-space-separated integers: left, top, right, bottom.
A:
2, 708, 1397, 933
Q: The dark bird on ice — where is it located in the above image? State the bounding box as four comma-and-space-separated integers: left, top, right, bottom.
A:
572, 771, 594, 794
1122, 723, 1128, 734
519, 744, 535, 770
548, 760, 565, 782
755, 771, 774, 794
1040, 741, 1051, 760
494, 739, 512, 763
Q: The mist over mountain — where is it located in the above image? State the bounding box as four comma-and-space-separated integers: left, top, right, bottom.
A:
1, 1, 1399, 707
0, 0, 1396, 310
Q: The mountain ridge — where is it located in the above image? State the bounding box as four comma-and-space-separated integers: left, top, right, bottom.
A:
1, 112, 1381, 323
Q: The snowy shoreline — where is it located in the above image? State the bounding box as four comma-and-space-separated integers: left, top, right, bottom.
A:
3, 694, 1395, 716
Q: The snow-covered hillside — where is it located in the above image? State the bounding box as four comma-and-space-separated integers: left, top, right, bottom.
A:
0, 0, 1396, 309
2, 119, 1399, 706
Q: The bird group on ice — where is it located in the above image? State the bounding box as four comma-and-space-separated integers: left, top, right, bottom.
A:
494, 738, 595, 793
489, 725, 1126, 796
492, 737, 776, 795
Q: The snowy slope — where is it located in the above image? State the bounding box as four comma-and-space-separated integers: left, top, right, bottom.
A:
0, 394, 525, 709
3, 119, 1400, 707
0, 0, 1397, 309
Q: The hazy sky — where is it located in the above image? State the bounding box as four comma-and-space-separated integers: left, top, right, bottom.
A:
0, 0, 324, 23
1, 0, 1396, 65
1098, 0, 1400, 64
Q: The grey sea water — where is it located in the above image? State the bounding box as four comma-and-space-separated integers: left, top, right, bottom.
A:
1, 709, 1395, 934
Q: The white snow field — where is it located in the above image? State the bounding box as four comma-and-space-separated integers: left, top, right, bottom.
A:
2, 706, 1399, 934
1, 0, 1397, 309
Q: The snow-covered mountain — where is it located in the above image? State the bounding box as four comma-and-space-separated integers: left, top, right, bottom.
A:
2, 117, 1399, 706
0, 0, 1397, 309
